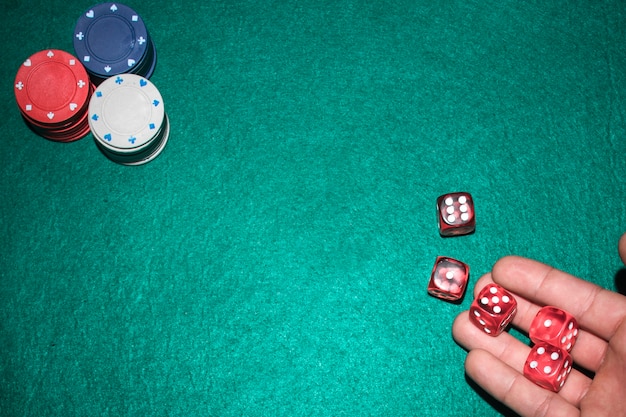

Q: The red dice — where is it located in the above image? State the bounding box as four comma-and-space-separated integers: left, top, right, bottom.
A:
437, 192, 475, 236
427, 256, 469, 302
523, 342, 573, 392
469, 283, 517, 336
529, 306, 579, 352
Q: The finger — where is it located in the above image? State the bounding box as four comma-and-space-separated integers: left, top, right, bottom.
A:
472, 273, 609, 372
619, 232, 626, 266
464, 349, 580, 417
491, 256, 626, 341
452, 312, 591, 407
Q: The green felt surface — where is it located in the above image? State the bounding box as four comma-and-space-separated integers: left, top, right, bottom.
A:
1, 1, 626, 416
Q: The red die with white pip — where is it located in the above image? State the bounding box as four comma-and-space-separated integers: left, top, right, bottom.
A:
427, 256, 469, 302
437, 192, 475, 236
523, 342, 573, 392
469, 283, 517, 336
529, 306, 579, 352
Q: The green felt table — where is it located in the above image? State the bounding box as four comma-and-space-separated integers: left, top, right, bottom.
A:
1, 1, 625, 416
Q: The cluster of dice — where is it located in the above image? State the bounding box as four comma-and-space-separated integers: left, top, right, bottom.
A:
428, 192, 579, 393
471, 288, 579, 392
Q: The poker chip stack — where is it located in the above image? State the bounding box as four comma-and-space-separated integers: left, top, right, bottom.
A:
88, 74, 169, 165
73, 2, 157, 85
13, 49, 94, 142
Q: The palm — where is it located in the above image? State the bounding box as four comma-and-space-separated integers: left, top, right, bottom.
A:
578, 316, 626, 416
453, 251, 626, 417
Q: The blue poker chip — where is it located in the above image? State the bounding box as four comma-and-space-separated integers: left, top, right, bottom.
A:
88, 37, 157, 85
73, 3, 154, 79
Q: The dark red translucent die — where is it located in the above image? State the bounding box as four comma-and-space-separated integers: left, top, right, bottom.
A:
523, 342, 573, 392
427, 256, 469, 302
529, 306, 579, 352
437, 192, 475, 237
469, 283, 517, 336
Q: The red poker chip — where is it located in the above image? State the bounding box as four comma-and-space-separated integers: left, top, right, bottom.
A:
21, 83, 95, 130
14, 49, 91, 126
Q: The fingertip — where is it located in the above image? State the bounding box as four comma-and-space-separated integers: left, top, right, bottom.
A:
491, 255, 526, 284
464, 348, 491, 377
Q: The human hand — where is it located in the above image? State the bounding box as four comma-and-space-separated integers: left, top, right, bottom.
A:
452, 233, 626, 416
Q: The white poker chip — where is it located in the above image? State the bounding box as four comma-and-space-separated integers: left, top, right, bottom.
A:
89, 74, 165, 152
88, 74, 168, 165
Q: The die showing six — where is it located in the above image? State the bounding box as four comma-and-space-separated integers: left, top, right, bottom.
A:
437, 192, 475, 237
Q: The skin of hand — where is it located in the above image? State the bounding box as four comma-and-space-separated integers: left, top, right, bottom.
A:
452, 233, 626, 417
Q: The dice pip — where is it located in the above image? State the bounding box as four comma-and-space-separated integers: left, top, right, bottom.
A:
427, 256, 469, 302
529, 306, 579, 352
437, 192, 475, 237
523, 342, 573, 392
469, 283, 517, 336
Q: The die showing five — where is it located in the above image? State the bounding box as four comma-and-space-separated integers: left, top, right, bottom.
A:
469, 283, 518, 336
523, 342, 573, 392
